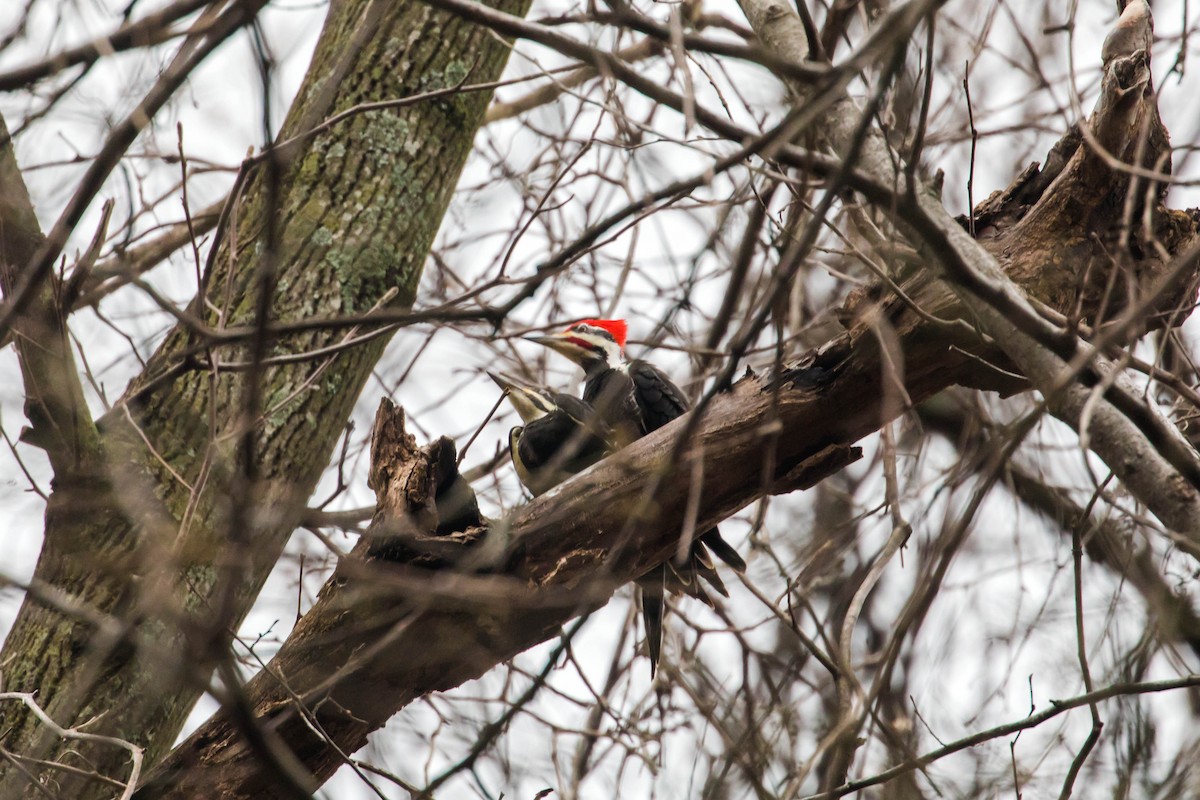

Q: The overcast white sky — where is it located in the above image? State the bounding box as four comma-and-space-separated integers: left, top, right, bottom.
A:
1, 1, 1199, 797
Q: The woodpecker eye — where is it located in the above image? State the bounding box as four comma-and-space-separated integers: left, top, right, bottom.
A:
571, 324, 613, 342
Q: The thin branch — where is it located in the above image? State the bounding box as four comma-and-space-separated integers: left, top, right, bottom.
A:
0, 693, 143, 800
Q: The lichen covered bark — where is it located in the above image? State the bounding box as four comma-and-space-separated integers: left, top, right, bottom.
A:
0, 0, 530, 795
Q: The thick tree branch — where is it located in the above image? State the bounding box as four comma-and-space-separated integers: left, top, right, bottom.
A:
140, 393, 861, 798
738, 0, 1200, 541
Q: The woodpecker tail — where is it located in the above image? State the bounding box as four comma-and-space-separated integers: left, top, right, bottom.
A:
664, 546, 723, 603
700, 526, 747, 573
660, 526, 744, 607
638, 567, 667, 678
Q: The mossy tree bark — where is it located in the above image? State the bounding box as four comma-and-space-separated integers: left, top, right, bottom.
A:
0, 0, 529, 796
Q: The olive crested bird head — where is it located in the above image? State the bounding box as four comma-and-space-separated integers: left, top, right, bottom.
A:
487, 371, 558, 422
487, 371, 614, 496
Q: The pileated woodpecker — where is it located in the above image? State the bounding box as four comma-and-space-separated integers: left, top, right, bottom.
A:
488, 372, 612, 497
528, 319, 746, 675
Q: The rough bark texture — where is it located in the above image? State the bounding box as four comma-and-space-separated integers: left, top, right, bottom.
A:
0, 117, 101, 478
739, 0, 1200, 534
0, 0, 530, 796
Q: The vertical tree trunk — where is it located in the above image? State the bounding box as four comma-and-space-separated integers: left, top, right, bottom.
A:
0, 0, 529, 795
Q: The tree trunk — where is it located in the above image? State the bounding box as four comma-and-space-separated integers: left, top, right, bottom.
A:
0, 0, 529, 796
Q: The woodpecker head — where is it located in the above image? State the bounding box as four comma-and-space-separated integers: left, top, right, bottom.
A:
526, 319, 627, 370
487, 371, 556, 422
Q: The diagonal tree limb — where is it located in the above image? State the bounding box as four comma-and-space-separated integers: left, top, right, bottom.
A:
138, 395, 861, 799
0, 0, 1177, 795
0, 113, 100, 476
735, 0, 1200, 541
133, 2, 1200, 796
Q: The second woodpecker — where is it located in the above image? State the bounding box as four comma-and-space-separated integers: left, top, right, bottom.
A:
488, 372, 613, 497
529, 319, 747, 675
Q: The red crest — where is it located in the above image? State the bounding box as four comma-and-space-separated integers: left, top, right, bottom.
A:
572, 318, 628, 348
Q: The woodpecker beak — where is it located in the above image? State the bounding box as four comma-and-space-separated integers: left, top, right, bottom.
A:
487, 371, 550, 423
487, 370, 518, 394
525, 332, 589, 365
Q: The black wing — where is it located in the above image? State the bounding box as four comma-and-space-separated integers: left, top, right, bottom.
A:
628, 362, 748, 574
582, 368, 643, 447
553, 393, 613, 438
628, 359, 691, 433
553, 392, 619, 457
518, 408, 608, 475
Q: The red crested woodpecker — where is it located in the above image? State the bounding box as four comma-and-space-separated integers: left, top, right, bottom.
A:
528, 319, 746, 676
